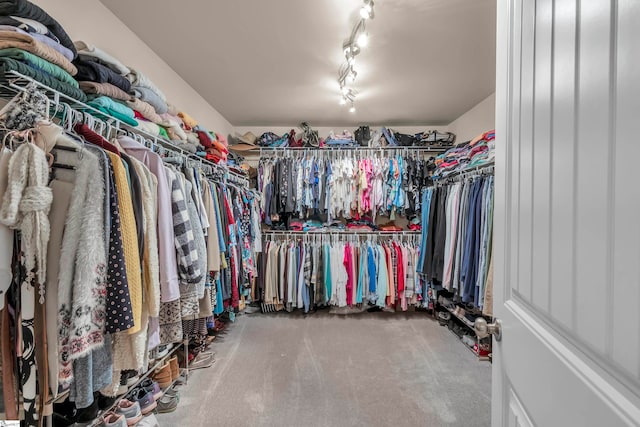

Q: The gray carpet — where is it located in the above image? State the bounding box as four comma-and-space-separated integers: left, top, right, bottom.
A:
158, 313, 491, 427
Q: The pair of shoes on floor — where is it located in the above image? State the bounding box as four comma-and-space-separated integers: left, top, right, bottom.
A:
152, 356, 179, 388
157, 386, 180, 414
107, 409, 159, 427
117, 378, 165, 424
189, 351, 215, 370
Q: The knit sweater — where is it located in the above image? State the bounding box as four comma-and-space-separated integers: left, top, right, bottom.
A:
0, 143, 51, 286
0, 30, 77, 75
106, 151, 142, 334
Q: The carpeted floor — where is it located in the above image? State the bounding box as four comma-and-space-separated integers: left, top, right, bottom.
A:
158, 312, 492, 427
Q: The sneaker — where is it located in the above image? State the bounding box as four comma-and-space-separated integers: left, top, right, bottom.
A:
157, 394, 179, 414
125, 372, 140, 387
156, 344, 171, 359
164, 386, 180, 402
437, 310, 451, 324
189, 351, 214, 370
115, 400, 142, 426
131, 388, 157, 415
136, 414, 160, 427
74, 399, 99, 425
139, 378, 163, 401
102, 412, 127, 427
97, 393, 118, 410
462, 335, 476, 347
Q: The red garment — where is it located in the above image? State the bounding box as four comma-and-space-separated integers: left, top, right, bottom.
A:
133, 111, 145, 120
344, 244, 353, 306
73, 123, 120, 155
196, 130, 213, 149
394, 243, 405, 302
229, 248, 239, 308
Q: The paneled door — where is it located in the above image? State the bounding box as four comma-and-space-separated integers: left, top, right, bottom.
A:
491, 0, 640, 425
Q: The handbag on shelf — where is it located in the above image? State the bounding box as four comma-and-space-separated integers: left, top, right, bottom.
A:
354, 125, 371, 146
393, 131, 420, 147
419, 130, 456, 146
299, 122, 319, 148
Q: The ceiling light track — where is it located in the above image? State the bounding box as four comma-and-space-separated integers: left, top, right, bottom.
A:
337, 0, 375, 112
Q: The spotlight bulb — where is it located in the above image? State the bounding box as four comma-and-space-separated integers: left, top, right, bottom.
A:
341, 86, 349, 95
339, 97, 347, 105
357, 33, 369, 48
349, 105, 356, 113
360, 4, 372, 19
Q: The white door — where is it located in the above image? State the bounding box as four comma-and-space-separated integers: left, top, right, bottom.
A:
492, 0, 640, 425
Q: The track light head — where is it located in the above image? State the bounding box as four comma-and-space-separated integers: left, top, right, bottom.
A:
360, 0, 374, 19
357, 32, 369, 48
349, 104, 356, 113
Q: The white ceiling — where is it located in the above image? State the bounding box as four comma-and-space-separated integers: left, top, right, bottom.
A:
101, 0, 496, 127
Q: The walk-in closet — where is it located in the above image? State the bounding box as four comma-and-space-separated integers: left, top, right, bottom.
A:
1, 0, 638, 426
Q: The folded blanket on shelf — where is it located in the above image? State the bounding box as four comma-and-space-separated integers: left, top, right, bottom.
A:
0, 57, 86, 101
166, 102, 179, 116
159, 114, 187, 141
126, 68, 165, 101
172, 141, 197, 153
0, 24, 73, 61
88, 104, 138, 127
79, 81, 130, 101
127, 97, 163, 124
74, 58, 131, 92
73, 41, 129, 76
134, 118, 169, 139
131, 85, 167, 114
0, 30, 76, 75
135, 119, 161, 137
0, 0, 77, 57
88, 96, 134, 118
0, 47, 77, 87
186, 131, 199, 146
178, 111, 197, 130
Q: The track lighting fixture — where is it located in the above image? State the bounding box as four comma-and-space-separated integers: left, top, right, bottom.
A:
335, 0, 376, 113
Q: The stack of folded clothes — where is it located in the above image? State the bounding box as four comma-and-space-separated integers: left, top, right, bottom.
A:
432, 130, 495, 179
0, 0, 84, 100
323, 130, 355, 146
0, 1, 232, 165
346, 218, 378, 231
73, 41, 224, 160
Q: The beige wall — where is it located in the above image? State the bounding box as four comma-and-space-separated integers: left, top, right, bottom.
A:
34, 0, 233, 135
447, 93, 496, 142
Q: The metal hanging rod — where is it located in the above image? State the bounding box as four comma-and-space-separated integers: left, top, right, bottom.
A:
258, 145, 449, 153
262, 230, 420, 235
433, 162, 495, 185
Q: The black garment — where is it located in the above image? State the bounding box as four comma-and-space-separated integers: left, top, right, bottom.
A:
0, 0, 77, 57
104, 158, 133, 333
285, 160, 295, 213
431, 186, 448, 282
120, 154, 144, 262
73, 58, 131, 92
423, 188, 439, 276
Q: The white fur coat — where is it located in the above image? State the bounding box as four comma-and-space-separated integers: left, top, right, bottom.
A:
57, 145, 107, 386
